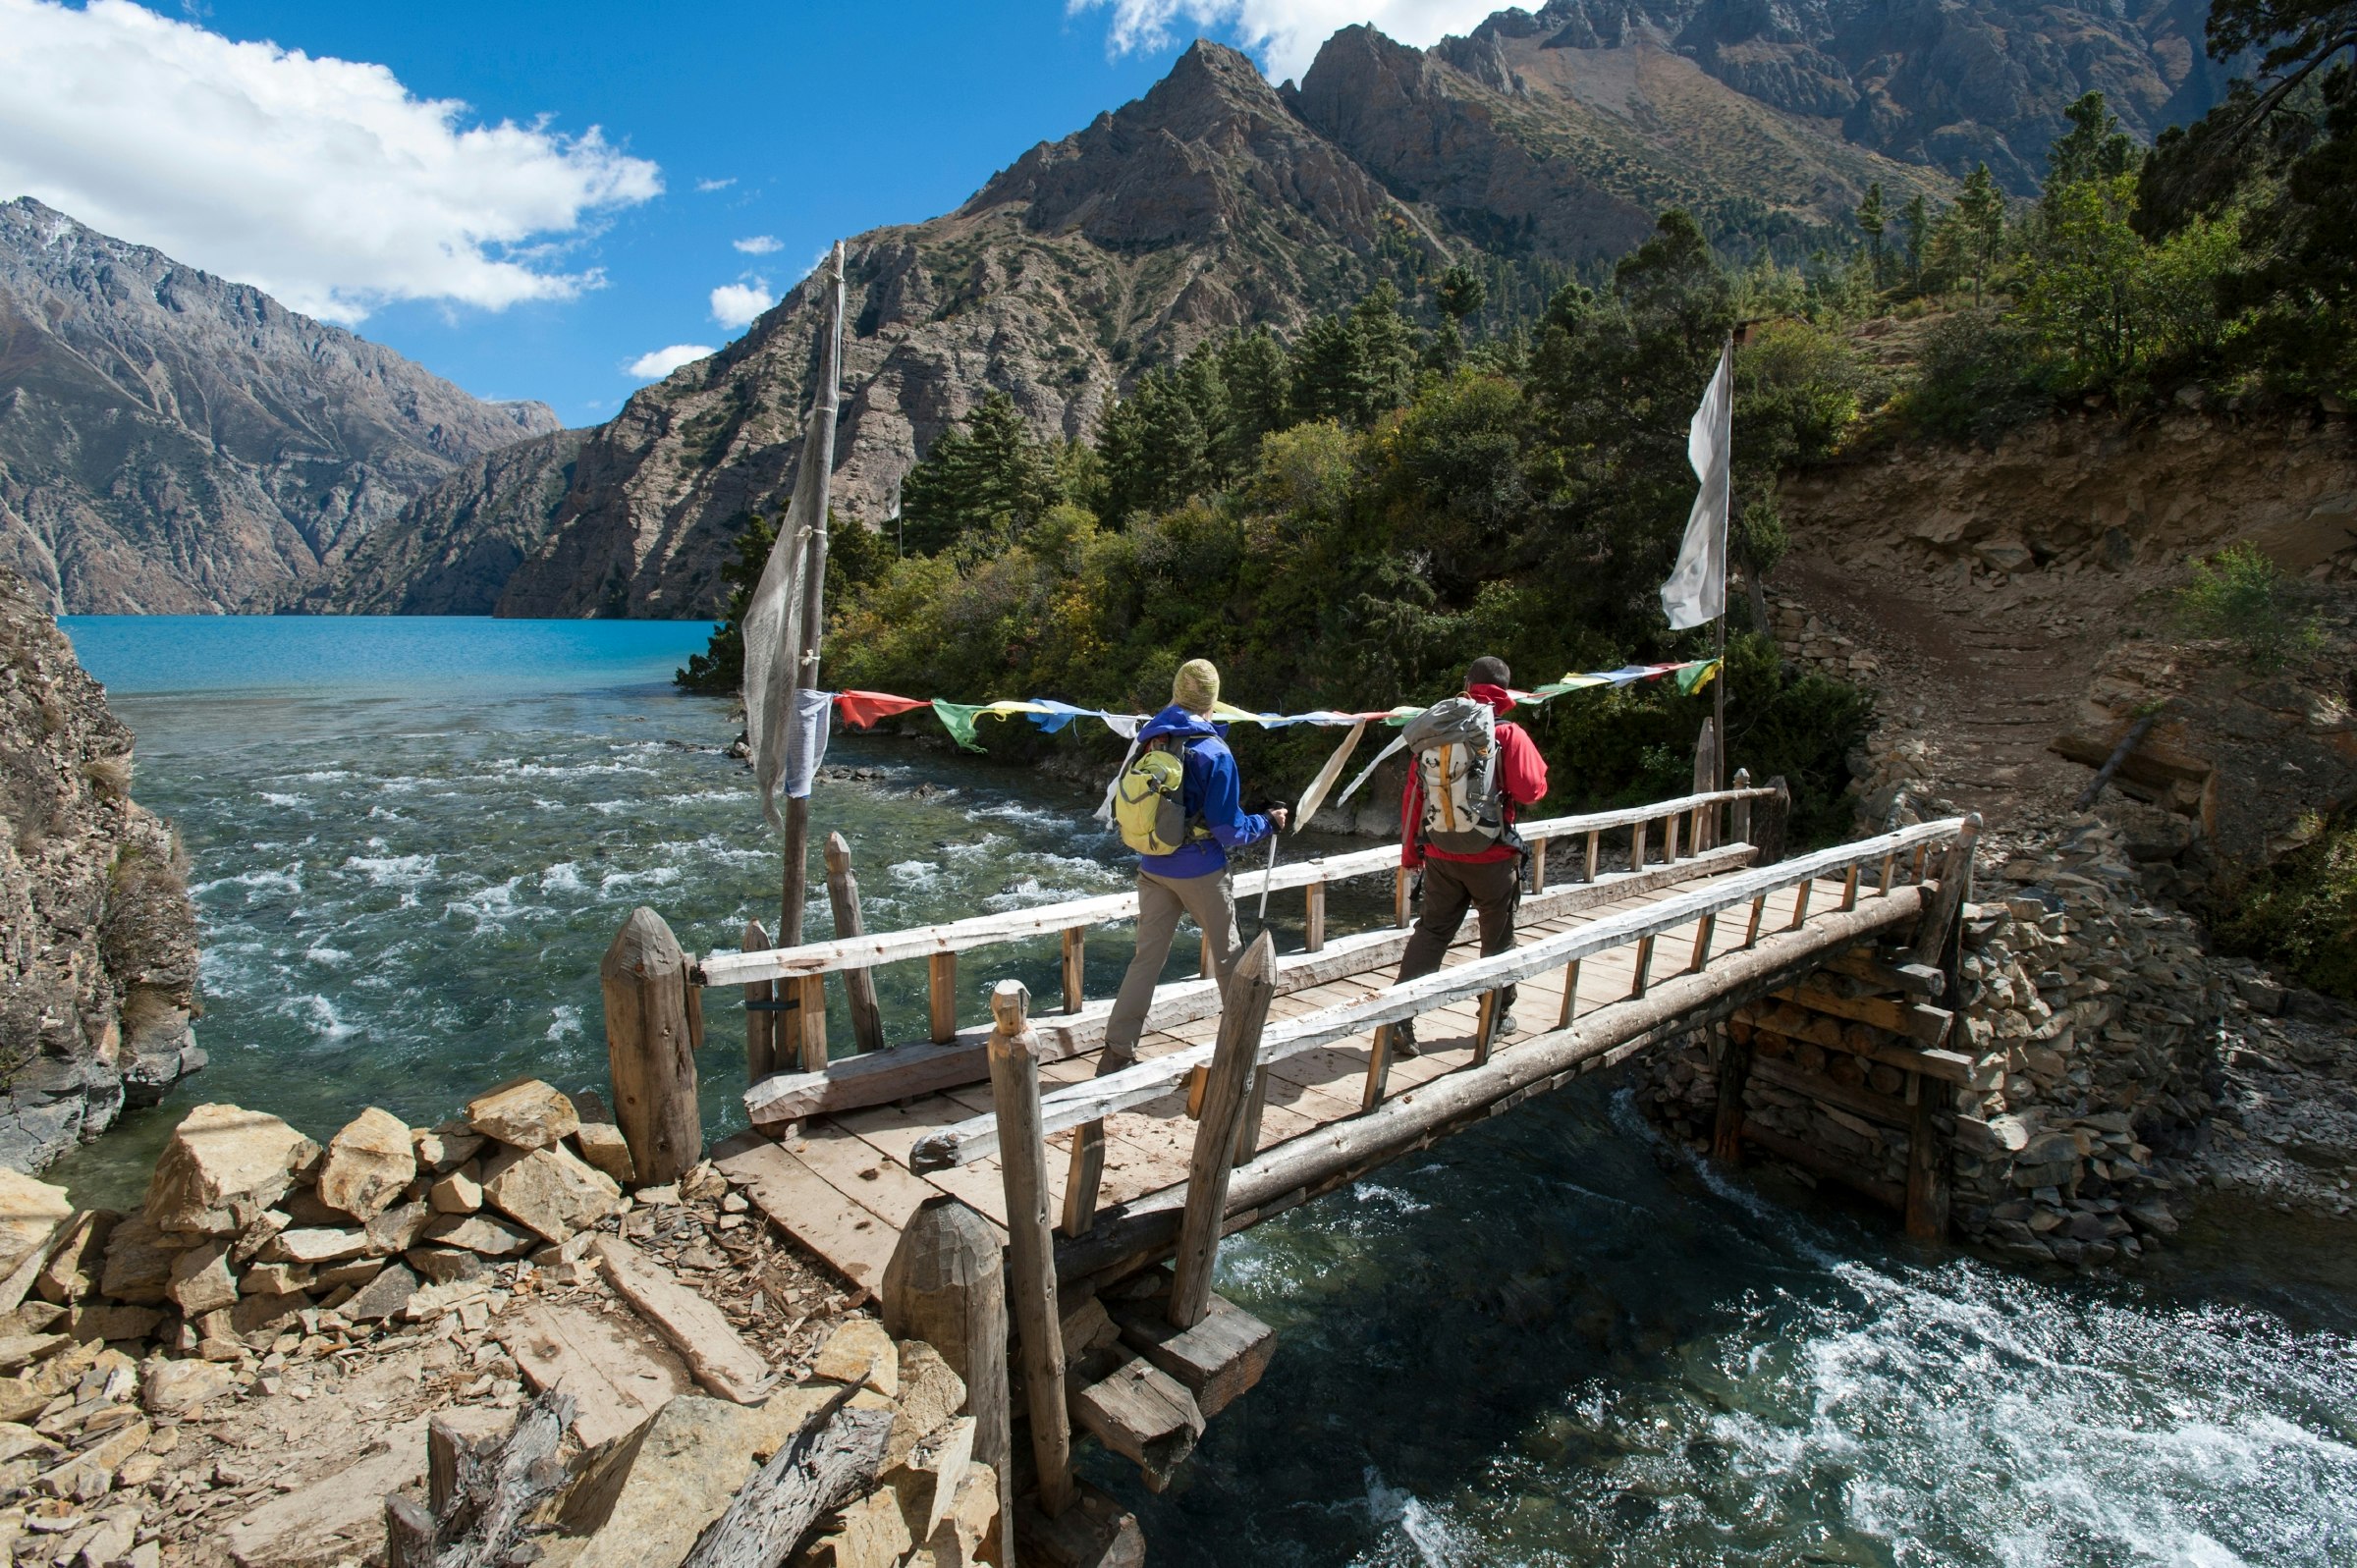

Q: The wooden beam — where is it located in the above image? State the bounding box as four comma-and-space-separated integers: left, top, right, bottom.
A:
1061, 927, 1086, 1015
1824, 948, 1946, 1000
1732, 1005, 1973, 1085
1172, 935, 1277, 1328
1529, 838, 1549, 893
1905, 1075, 1955, 1242
1394, 866, 1411, 929
1907, 812, 1981, 966
823, 834, 887, 1054
1111, 1293, 1276, 1419
1303, 880, 1326, 952
1771, 980, 1954, 1046
928, 952, 957, 1046
742, 920, 776, 1085
985, 980, 1072, 1517
602, 906, 700, 1188
1069, 1357, 1202, 1492
1739, 1121, 1906, 1210
1554, 958, 1580, 1031
1362, 1023, 1397, 1112
791, 975, 828, 1073
1745, 1053, 1913, 1130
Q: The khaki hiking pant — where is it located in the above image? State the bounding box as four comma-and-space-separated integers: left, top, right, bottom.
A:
1104, 868, 1241, 1063
1396, 855, 1522, 1030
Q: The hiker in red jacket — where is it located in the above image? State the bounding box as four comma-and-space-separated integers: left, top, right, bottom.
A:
1390, 655, 1549, 1055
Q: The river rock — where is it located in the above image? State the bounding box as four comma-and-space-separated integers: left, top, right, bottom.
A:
142, 1356, 238, 1414
34, 1210, 117, 1305
98, 1216, 177, 1304
480, 1144, 619, 1244
316, 1107, 415, 1219
430, 1164, 483, 1214
413, 1126, 485, 1173
144, 1104, 317, 1235
0, 1170, 72, 1286
575, 1122, 636, 1187
166, 1240, 238, 1315
466, 1079, 578, 1151
420, 1213, 534, 1258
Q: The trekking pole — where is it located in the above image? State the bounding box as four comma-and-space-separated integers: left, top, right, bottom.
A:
1256, 829, 1282, 923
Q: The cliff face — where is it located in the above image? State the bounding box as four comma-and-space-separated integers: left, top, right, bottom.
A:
0, 566, 201, 1171
0, 198, 560, 615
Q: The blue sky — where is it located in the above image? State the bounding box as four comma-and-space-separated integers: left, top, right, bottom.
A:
0, 1, 1507, 422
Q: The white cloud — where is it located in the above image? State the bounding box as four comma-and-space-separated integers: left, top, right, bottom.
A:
695, 177, 736, 191
0, 0, 660, 324
709, 279, 774, 329
1071, 0, 1500, 80
733, 235, 783, 254
627, 345, 713, 379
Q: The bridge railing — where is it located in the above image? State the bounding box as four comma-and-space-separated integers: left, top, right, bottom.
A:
907, 814, 1974, 1173
695, 780, 1783, 1072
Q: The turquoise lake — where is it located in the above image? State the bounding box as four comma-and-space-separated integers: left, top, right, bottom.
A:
52, 615, 2357, 1566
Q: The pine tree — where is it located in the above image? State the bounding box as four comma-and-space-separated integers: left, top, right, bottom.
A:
1956, 164, 2008, 306
1216, 329, 1290, 470
674, 511, 779, 693
1901, 192, 1933, 290
1856, 182, 1889, 288
1097, 367, 1214, 519
2046, 91, 2140, 193
898, 392, 1061, 554
1437, 264, 1487, 326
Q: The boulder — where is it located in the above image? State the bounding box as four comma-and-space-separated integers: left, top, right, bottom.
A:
364, 1199, 432, 1255
420, 1213, 535, 1257
344, 1261, 419, 1323
480, 1144, 620, 1244
816, 1486, 914, 1568
221, 1417, 427, 1568
68, 1304, 163, 1343
406, 1246, 487, 1283
813, 1319, 899, 1397
430, 1164, 483, 1214
466, 1079, 579, 1151
575, 1123, 635, 1187
315, 1108, 415, 1220
34, 1210, 118, 1305
167, 1240, 239, 1315
560, 1393, 830, 1568
142, 1356, 239, 1415
0, 1169, 73, 1284
413, 1126, 485, 1173
257, 1227, 370, 1266
144, 1105, 317, 1235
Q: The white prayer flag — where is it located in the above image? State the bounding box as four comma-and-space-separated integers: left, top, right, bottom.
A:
1660, 341, 1732, 631
744, 243, 846, 829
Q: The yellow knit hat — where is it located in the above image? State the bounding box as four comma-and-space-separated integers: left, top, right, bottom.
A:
1172, 658, 1221, 716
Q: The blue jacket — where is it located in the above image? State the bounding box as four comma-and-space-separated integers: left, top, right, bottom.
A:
1132, 704, 1274, 879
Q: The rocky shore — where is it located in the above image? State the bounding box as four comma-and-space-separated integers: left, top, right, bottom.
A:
0, 567, 202, 1171
0, 1080, 998, 1568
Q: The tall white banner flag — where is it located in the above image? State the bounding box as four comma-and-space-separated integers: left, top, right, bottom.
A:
1660, 342, 1732, 631
743, 243, 845, 830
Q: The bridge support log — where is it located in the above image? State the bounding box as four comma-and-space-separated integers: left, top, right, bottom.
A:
882, 1197, 1014, 1554
603, 906, 701, 1188
1905, 1075, 1955, 1241
1056, 888, 1927, 1287
1710, 1026, 1754, 1163
986, 980, 1074, 1517
742, 920, 777, 1084
824, 834, 887, 1054
1171, 935, 1277, 1329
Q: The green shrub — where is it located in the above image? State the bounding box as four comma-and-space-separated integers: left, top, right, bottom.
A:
2177, 541, 2321, 672
2216, 812, 2357, 1000
1898, 310, 2058, 445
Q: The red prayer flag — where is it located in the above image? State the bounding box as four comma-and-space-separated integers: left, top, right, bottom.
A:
835, 690, 931, 730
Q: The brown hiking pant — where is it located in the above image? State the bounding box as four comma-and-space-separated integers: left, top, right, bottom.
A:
1395, 855, 1522, 1020
1104, 868, 1241, 1063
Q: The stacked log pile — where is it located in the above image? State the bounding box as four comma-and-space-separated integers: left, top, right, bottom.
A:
0, 1082, 1000, 1568
1643, 816, 2220, 1265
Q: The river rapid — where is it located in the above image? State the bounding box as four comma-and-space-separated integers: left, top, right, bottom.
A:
55, 617, 2357, 1567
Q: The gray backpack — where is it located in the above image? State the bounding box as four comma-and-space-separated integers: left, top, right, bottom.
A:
1402, 697, 1505, 855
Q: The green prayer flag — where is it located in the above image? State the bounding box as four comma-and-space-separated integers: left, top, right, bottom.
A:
932, 699, 986, 751
1674, 659, 1722, 696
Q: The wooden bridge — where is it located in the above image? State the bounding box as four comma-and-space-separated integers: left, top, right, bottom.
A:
601, 779, 1980, 1561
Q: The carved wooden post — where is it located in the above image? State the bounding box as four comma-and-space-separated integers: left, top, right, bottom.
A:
1691, 717, 1718, 851
791, 975, 829, 1073
1907, 813, 1982, 971
1729, 767, 1751, 847
1755, 776, 1791, 865
883, 1197, 1014, 1556
741, 919, 776, 1084
602, 907, 700, 1187
986, 981, 1072, 1517
1304, 880, 1326, 952
1170, 935, 1277, 1328
823, 833, 886, 1054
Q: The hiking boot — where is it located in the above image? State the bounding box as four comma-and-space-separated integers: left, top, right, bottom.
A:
1494, 1011, 1520, 1040
1388, 1022, 1420, 1058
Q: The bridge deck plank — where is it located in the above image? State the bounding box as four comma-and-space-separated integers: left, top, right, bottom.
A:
739, 862, 1910, 1287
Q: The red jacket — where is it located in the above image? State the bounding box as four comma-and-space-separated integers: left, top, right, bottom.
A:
1399, 684, 1549, 867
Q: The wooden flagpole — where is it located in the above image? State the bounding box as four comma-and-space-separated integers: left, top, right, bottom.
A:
1715, 329, 1732, 793
780, 243, 847, 946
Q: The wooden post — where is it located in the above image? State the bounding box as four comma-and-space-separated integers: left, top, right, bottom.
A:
1629, 934, 1656, 999
1743, 892, 1768, 948
1906, 814, 1982, 967
1755, 776, 1791, 865
792, 974, 829, 1073
742, 920, 776, 1084
1394, 866, 1412, 928
882, 1197, 1014, 1557
1711, 1026, 1754, 1162
823, 834, 887, 1054
1235, 1069, 1269, 1165
1061, 927, 1086, 1015
1303, 881, 1326, 953
602, 907, 700, 1188
1691, 718, 1718, 851
1904, 1074, 1955, 1241
1555, 958, 1581, 1030
1584, 830, 1601, 883
1666, 812, 1682, 863
985, 980, 1073, 1517
1472, 990, 1502, 1065
1170, 935, 1277, 1328
1362, 1024, 1398, 1111
1688, 912, 1716, 975
1840, 863, 1861, 912
928, 952, 958, 1046
1730, 768, 1752, 845
1632, 819, 1648, 873
1063, 1121, 1106, 1240
1786, 880, 1813, 931
1529, 839, 1549, 894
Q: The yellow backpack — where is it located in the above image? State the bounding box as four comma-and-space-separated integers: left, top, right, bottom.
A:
1112, 738, 1207, 856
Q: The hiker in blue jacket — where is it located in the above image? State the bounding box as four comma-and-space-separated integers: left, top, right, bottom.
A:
1104, 659, 1286, 1064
